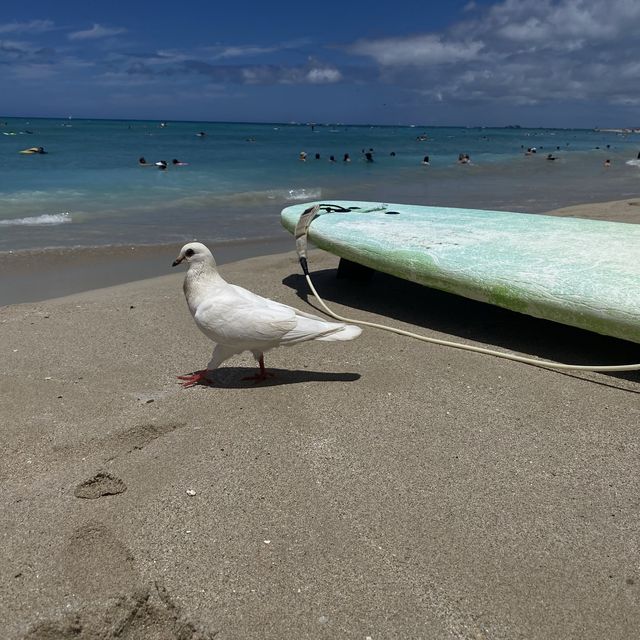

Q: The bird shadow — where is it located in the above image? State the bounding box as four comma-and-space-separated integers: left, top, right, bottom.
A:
282, 267, 640, 388
180, 367, 360, 389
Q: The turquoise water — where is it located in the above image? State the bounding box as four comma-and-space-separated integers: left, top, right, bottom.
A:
1, 117, 639, 251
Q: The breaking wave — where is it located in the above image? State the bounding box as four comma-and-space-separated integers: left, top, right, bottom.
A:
0, 213, 72, 226
285, 188, 322, 201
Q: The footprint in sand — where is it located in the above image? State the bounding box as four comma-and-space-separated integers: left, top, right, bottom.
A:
21, 523, 216, 638
74, 471, 127, 498
103, 422, 185, 462
21, 581, 216, 639
61, 521, 138, 599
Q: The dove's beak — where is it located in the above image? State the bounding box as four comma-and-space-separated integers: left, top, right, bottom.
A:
172, 256, 184, 267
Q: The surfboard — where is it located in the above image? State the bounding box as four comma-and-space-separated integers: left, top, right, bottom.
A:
281, 200, 640, 344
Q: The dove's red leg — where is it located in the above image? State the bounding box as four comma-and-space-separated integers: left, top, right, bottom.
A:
177, 369, 215, 387
242, 355, 275, 382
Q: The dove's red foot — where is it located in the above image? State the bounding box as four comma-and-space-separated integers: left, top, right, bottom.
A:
242, 355, 275, 383
177, 369, 214, 387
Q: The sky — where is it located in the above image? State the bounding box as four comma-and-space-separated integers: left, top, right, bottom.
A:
2, 0, 640, 127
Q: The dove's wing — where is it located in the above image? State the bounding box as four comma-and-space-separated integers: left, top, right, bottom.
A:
229, 284, 329, 322
227, 284, 356, 344
193, 282, 352, 347
193, 284, 298, 346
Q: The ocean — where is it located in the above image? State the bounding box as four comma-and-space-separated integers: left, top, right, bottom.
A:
1, 117, 640, 254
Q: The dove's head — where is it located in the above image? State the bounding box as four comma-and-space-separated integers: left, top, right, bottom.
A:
172, 242, 215, 268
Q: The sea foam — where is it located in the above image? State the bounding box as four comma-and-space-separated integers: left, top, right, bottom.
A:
286, 188, 322, 201
0, 213, 72, 226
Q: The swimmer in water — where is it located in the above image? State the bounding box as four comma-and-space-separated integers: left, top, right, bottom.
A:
604, 159, 611, 167
172, 158, 188, 166
155, 160, 168, 170
422, 155, 430, 165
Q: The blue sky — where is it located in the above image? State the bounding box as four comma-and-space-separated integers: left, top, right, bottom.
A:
2, 0, 639, 127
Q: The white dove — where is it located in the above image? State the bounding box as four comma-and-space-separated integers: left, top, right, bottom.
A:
172, 242, 362, 386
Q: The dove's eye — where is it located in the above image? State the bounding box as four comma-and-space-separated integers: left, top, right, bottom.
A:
185, 248, 195, 257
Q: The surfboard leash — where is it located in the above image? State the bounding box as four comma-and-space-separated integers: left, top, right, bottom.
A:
294, 204, 640, 373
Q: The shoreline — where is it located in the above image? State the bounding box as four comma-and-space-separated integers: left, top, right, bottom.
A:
2, 196, 640, 307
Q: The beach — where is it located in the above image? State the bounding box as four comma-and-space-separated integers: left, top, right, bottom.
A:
0, 236, 295, 306
2, 198, 640, 639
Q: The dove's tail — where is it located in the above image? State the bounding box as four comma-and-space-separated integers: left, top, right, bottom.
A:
315, 323, 362, 341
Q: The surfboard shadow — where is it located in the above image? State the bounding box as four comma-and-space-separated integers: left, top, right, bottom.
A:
184, 366, 361, 389
282, 268, 640, 385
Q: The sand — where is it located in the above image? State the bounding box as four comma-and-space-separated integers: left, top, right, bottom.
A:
0, 236, 294, 307
2, 200, 640, 639
545, 196, 640, 223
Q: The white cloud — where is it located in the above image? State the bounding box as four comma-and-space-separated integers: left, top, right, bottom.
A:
0, 39, 34, 54
343, 0, 640, 108
216, 45, 279, 59
241, 67, 275, 84
68, 23, 126, 41
349, 34, 484, 66
486, 0, 627, 43
203, 38, 311, 61
143, 49, 191, 66
306, 67, 342, 83
0, 20, 55, 34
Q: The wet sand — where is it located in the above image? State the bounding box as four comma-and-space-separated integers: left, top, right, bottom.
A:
0, 236, 295, 307
2, 199, 640, 639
